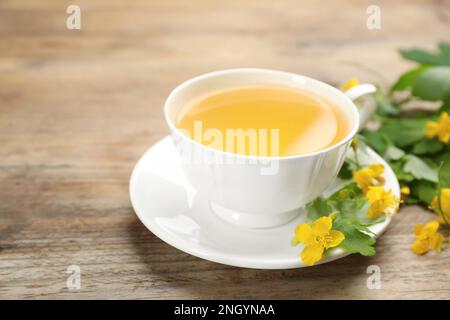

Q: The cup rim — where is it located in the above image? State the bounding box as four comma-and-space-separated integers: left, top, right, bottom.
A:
163, 68, 360, 161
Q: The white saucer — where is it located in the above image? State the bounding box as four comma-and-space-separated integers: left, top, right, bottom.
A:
130, 136, 400, 269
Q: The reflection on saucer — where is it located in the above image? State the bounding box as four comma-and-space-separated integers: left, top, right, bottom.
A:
155, 215, 200, 242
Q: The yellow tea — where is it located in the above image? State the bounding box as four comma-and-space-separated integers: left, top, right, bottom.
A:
176, 86, 350, 157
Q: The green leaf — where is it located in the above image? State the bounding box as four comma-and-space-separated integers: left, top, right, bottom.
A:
400, 43, 450, 66
337, 161, 353, 180
378, 118, 426, 147
333, 219, 376, 256
360, 130, 388, 154
391, 160, 415, 182
411, 180, 437, 204
327, 183, 379, 226
441, 97, 450, 113
412, 139, 444, 155
384, 144, 405, 161
306, 197, 332, 221
362, 130, 404, 160
405, 196, 419, 205
335, 195, 367, 216
403, 155, 439, 183
438, 154, 450, 188
412, 66, 450, 101
391, 66, 429, 92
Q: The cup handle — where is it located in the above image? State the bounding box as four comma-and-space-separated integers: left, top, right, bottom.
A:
344, 84, 377, 131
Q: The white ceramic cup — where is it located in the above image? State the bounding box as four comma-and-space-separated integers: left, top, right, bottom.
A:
164, 68, 376, 228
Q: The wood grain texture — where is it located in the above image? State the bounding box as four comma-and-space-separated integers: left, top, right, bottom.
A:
1, 0, 450, 299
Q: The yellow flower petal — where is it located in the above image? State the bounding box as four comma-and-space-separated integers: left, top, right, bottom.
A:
353, 164, 384, 193
353, 169, 372, 193
366, 187, 399, 219
366, 186, 385, 204
375, 176, 386, 184
427, 112, 450, 143
412, 219, 444, 255
368, 164, 384, 176
429, 196, 439, 212
325, 230, 345, 248
411, 238, 430, 255
414, 224, 424, 237
311, 216, 332, 237
438, 214, 447, 225
440, 188, 450, 217
425, 121, 439, 138
301, 243, 324, 266
422, 220, 439, 236
368, 201, 384, 219
295, 223, 314, 245
440, 132, 450, 143
401, 186, 410, 196
439, 113, 450, 143
430, 232, 445, 252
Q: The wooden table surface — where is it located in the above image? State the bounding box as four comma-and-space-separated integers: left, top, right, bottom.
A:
1, 0, 450, 299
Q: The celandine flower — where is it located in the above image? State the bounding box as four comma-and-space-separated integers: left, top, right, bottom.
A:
425, 112, 450, 143
430, 188, 450, 225
366, 186, 400, 219
401, 186, 410, 196
400, 186, 410, 201
353, 164, 385, 193
293, 216, 345, 266
411, 220, 445, 255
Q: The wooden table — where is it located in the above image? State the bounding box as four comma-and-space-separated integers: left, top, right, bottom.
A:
1, 0, 450, 299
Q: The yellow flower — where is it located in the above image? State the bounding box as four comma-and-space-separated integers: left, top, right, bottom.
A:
400, 186, 410, 196
353, 164, 385, 193
341, 77, 360, 92
411, 220, 445, 255
366, 186, 400, 219
400, 186, 410, 201
425, 112, 450, 143
429, 188, 450, 225
294, 216, 345, 266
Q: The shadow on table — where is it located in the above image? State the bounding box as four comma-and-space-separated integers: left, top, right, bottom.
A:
126, 218, 378, 299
